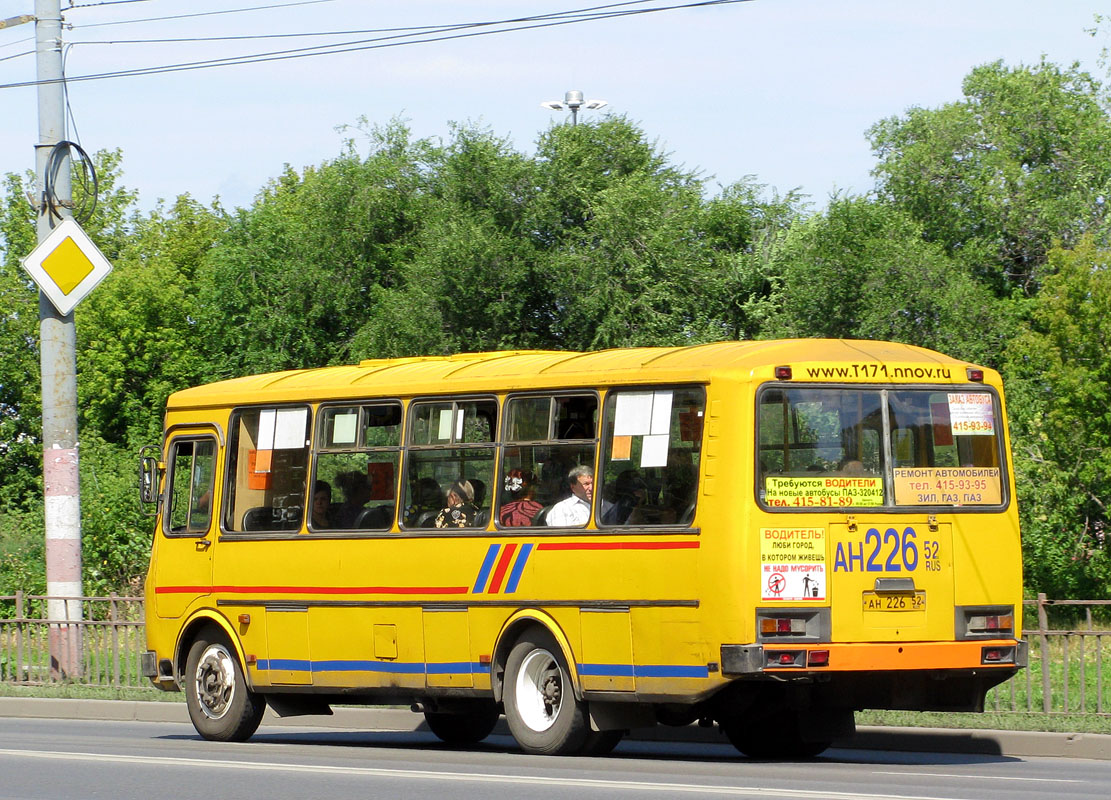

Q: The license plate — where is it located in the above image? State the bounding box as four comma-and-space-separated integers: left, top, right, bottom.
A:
862, 591, 926, 612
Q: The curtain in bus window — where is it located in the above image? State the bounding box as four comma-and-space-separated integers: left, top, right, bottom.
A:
599, 387, 704, 526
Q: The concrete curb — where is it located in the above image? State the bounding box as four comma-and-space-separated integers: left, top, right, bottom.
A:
2, 697, 1108, 760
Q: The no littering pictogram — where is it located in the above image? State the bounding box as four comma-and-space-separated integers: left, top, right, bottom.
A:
767, 572, 786, 596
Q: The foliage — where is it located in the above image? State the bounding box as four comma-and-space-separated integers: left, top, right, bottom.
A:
1004, 238, 1111, 597
761, 197, 1016, 366
5, 57, 1111, 599
870, 59, 1111, 296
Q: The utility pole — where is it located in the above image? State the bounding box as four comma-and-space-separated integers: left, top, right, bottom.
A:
35, 0, 83, 678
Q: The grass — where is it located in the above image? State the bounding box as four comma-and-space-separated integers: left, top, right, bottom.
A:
857, 709, 1111, 735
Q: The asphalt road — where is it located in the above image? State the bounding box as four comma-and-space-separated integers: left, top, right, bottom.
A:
2, 697, 1109, 760
1, 714, 1110, 800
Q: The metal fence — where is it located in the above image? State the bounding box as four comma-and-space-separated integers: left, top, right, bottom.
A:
1, 591, 1108, 717
0, 592, 147, 688
987, 594, 1111, 716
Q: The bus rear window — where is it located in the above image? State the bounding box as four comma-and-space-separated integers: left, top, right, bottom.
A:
757, 387, 1004, 509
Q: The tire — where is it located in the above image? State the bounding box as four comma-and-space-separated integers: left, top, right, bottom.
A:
184, 627, 265, 742
581, 728, 623, 756
503, 629, 590, 755
720, 714, 830, 759
424, 702, 501, 745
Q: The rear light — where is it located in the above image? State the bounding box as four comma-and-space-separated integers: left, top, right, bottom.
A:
958, 606, 1015, 639
967, 614, 1013, 635
760, 617, 806, 636
981, 645, 1018, 665
807, 649, 830, 667
765, 650, 804, 668
775, 366, 792, 380
966, 368, 984, 382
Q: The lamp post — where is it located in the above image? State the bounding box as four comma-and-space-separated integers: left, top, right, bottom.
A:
540, 90, 608, 125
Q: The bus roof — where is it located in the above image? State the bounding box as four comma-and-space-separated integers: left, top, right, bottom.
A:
166, 339, 994, 410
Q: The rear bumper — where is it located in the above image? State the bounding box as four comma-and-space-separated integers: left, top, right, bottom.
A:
721, 638, 1027, 675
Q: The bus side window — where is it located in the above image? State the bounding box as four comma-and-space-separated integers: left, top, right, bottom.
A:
166, 438, 217, 535
499, 393, 599, 528
312, 403, 402, 531
598, 387, 704, 526
224, 407, 311, 533
402, 398, 497, 529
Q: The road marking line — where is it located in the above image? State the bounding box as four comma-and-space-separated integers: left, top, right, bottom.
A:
0, 748, 980, 799
873, 771, 1081, 783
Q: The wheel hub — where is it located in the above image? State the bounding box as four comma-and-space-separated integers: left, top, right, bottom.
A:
195, 645, 234, 719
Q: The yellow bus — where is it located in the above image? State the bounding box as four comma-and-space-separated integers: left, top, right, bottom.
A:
140, 340, 1025, 757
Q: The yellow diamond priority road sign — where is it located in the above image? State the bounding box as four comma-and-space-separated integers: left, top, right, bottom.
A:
21, 218, 113, 315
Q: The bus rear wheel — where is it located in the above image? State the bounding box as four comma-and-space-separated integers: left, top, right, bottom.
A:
424, 701, 501, 745
720, 714, 831, 759
184, 627, 265, 742
503, 629, 590, 755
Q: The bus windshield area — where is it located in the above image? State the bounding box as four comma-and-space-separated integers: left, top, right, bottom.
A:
757, 386, 1004, 509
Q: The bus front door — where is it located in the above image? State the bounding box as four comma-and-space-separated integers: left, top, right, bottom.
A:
153, 433, 219, 619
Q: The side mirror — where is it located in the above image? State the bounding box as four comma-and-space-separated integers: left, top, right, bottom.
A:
138, 444, 163, 514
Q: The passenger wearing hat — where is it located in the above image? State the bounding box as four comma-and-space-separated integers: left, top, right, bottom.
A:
434, 479, 478, 528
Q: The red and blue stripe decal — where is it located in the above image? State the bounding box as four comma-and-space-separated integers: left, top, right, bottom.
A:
472, 543, 534, 594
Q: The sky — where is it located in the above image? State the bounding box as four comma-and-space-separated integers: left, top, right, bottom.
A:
0, 0, 1107, 214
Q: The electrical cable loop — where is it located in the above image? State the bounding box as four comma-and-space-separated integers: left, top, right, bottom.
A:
43, 139, 98, 224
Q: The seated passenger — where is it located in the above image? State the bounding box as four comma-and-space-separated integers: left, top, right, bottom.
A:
404, 477, 444, 527
840, 459, 866, 475
545, 465, 594, 527
500, 468, 543, 527
332, 470, 371, 528
602, 469, 647, 525
435, 479, 478, 528
311, 480, 332, 529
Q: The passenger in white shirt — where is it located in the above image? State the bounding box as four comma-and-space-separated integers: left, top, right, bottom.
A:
545, 465, 594, 527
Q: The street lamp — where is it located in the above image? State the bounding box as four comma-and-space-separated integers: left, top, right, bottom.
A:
540, 90, 608, 125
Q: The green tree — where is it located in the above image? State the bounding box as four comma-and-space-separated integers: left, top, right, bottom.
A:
761, 197, 1014, 365
869, 59, 1111, 295
196, 120, 436, 375
1004, 237, 1111, 597
0, 172, 43, 509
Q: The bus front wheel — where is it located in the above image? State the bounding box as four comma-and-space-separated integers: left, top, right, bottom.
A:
184, 627, 265, 742
503, 629, 590, 755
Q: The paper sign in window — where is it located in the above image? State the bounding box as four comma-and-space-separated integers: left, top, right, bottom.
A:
332, 412, 358, 445
611, 435, 632, 461
614, 392, 653, 436
947, 393, 994, 436
456, 409, 466, 441
274, 408, 307, 449
257, 409, 276, 450
437, 409, 453, 441
640, 434, 670, 468
650, 390, 673, 435
247, 450, 272, 489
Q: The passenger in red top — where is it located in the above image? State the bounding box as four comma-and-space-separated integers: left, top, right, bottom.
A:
499, 468, 543, 527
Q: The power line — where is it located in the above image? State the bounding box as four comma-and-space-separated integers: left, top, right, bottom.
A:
0, 1, 749, 90
69, 0, 345, 28
0, 48, 34, 64
70, 0, 668, 45
66, 0, 164, 8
